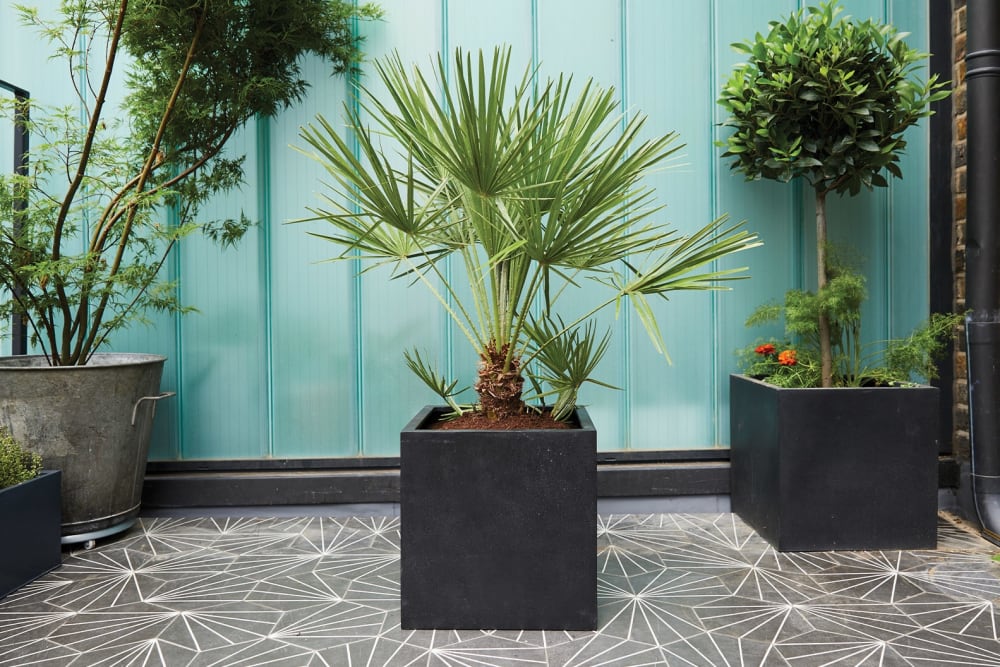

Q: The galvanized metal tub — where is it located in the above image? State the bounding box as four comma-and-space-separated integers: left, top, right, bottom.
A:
0, 353, 171, 544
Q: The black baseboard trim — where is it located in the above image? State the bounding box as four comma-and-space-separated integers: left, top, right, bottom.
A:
141, 456, 961, 509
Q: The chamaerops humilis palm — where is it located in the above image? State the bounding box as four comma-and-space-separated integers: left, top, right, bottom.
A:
297, 46, 761, 422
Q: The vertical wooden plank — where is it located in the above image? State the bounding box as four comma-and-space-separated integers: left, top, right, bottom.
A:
0, 0, 63, 98
536, 0, 620, 87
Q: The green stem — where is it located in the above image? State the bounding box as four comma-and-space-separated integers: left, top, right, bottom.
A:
509, 268, 544, 362
403, 254, 485, 352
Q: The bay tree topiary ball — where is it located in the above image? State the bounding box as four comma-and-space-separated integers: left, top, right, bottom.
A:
717, 0, 948, 196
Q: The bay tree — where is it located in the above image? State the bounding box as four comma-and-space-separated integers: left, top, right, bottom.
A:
717, 0, 949, 387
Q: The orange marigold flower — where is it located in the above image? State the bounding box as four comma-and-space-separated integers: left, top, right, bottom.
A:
755, 343, 776, 356
778, 349, 797, 366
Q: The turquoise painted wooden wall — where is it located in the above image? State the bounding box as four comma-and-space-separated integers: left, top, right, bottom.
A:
1, 0, 935, 458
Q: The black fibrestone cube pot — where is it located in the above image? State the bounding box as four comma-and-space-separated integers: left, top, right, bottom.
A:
400, 406, 597, 630
730, 374, 939, 552
0, 469, 62, 598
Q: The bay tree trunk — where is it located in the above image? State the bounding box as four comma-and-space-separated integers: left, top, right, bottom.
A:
816, 189, 833, 388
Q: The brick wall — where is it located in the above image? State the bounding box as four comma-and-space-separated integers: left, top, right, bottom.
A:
952, 0, 970, 461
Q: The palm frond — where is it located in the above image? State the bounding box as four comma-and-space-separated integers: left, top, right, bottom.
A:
403, 348, 469, 414
298, 45, 762, 414
524, 317, 616, 420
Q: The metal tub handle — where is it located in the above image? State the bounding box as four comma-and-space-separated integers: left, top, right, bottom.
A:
131, 392, 176, 426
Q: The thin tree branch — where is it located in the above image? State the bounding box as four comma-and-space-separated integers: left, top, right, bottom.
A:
78, 0, 208, 363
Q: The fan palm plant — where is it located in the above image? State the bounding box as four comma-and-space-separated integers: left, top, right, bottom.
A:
298, 46, 761, 422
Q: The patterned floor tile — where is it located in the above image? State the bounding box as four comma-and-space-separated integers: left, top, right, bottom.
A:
2, 513, 999, 667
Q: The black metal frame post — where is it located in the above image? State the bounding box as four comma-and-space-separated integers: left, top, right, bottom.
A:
930, 0, 955, 453
0, 79, 29, 355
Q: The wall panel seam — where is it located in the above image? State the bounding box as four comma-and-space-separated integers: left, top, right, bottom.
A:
620, 0, 632, 448
256, 117, 276, 456
349, 9, 365, 455
709, 0, 721, 445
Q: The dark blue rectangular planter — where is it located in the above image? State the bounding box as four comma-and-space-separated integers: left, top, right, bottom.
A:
730, 374, 939, 551
400, 406, 597, 630
1, 469, 62, 598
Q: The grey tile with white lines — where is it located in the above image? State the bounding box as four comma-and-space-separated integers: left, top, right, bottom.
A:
1, 513, 998, 666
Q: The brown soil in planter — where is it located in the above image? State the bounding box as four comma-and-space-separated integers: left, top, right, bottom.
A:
429, 411, 572, 430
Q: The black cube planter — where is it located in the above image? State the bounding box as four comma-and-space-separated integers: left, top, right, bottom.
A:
730, 374, 939, 552
0, 470, 62, 598
400, 406, 597, 630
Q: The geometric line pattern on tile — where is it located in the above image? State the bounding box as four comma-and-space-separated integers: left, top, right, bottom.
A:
2, 513, 999, 667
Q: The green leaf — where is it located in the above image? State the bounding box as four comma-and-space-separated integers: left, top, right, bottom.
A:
714, 0, 949, 198
403, 348, 469, 414
794, 157, 824, 168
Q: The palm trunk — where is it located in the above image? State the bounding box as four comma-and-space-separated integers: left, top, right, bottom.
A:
475, 340, 525, 420
816, 188, 833, 387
